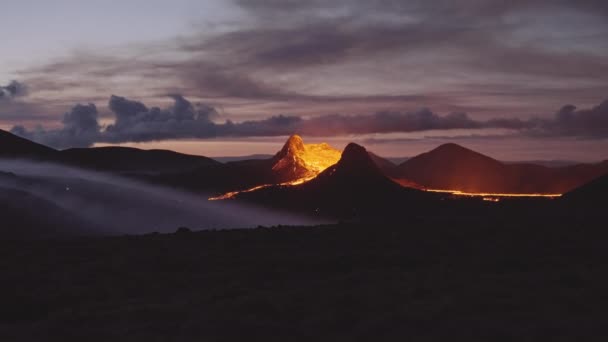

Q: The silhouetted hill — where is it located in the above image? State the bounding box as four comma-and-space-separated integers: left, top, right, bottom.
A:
562, 172, 608, 205
396, 143, 608, 194
59, 146, 220, 174
0, 129, 57, 159
236, 143, 440, 218
397, 143, 506, 192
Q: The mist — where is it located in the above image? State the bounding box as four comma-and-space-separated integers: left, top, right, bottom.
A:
0, 159, 322, 235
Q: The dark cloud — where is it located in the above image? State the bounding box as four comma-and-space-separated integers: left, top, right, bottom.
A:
103, 94, 219, 142
0, 81, 27, 100
12, 103, 100, 148
236, 0, 608, 17
10, 94, 608, 149
529, 100, 608, 138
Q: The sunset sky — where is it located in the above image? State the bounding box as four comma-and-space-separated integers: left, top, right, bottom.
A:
1, 0, 607, 161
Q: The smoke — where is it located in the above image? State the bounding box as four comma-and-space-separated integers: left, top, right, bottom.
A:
0, 159, 321, 235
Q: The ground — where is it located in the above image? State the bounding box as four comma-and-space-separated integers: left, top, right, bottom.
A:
1, 217, 607, 341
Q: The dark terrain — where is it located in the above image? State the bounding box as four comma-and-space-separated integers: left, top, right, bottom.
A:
1, 215, 607, 341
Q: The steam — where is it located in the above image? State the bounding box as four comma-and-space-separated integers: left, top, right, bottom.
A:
0, 159, 322, 235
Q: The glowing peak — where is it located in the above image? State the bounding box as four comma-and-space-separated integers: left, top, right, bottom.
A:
272, 135, 341, 182
279, 134, 305, 155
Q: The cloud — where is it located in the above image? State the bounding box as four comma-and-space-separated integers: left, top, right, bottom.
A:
0, 81, 27, 100
529, 100, 608, 138
12, 103, 100, 148
10, 94, 608, 149
13, 0, 608, 123
103, 94, 219, 142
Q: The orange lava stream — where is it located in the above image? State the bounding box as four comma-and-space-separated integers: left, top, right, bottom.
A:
208, 177, 314, 201
425, 188, 562, 200
209, 137, 341, 201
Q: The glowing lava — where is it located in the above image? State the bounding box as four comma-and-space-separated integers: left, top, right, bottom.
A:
209, 135, 341, 200
271, 135, 341, 179
425, 188, 562, 201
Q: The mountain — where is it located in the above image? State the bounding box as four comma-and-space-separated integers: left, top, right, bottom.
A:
59, 146, 220, 174
0, 129, 57, 159
235, 143, 439, 218
395, 143, 608, 194
270, 135, 341, 183
396, 143, 506, 193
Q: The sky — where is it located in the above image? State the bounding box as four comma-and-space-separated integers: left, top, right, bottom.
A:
1, 0, 607, 161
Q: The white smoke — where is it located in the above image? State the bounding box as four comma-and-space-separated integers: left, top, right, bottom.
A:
0, 159, 323, 235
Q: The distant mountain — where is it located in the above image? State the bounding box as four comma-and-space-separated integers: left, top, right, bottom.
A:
213, 154, 274, 163
395, 143, 608, 194
235, 143, 439, 218
503, 160, 579, 168
387, 156, 410, 165
0, 129, 57, 159
59, 146, 220, 174
396, 143, 506, 192
368, 152, 399, 178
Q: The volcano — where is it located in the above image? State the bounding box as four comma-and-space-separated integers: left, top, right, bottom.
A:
234, 143, 438, 218
270, 134, 341, 183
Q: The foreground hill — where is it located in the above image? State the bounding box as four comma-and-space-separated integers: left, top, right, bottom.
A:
396, 143, 608, 194
561, 173, 608, 208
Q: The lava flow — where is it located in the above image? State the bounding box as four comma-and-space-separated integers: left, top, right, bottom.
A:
209, 135, 341, 201
425, 188, 562, 201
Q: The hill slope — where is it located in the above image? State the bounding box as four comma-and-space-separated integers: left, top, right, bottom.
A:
396, 143, 608, 194
0, 129, 57, 159
59, 146, 220, 174
562, 172, 608, 205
